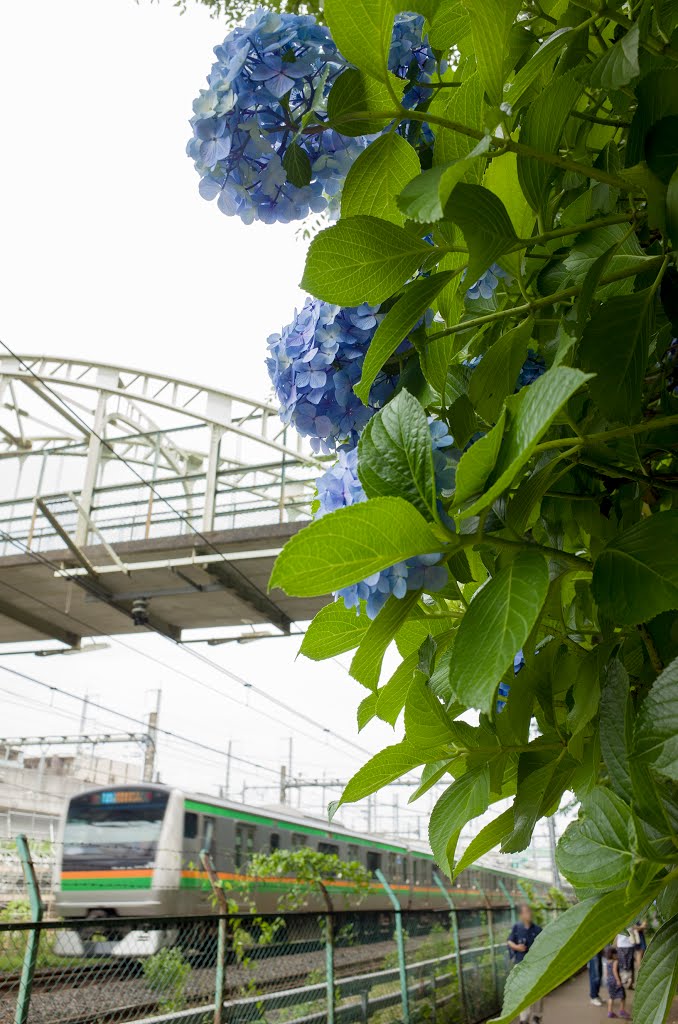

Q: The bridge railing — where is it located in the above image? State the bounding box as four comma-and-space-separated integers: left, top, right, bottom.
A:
0, 457, 317, 558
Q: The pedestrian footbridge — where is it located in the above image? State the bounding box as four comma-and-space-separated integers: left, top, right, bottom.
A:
0, 355, 324, 648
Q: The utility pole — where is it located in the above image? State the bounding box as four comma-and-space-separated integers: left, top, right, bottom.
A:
279, 764, 287, 804
547, 815, 561, 888
77, 694, 90, 754
143, 690, 161, 783
224, 740, 232, 799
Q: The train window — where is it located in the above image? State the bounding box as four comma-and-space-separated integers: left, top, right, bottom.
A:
270, 833, 280, 852
202, 816, 216, 854
235, 824, 256, 869
412, 859, 418, 885
318, 842, 339, 856
183, 812, 198, 840
291, 833, 307, 848
366, 851, 381, 876
347, 844, 360, 863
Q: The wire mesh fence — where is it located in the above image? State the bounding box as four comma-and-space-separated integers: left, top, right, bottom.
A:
0, 907, 526, 1024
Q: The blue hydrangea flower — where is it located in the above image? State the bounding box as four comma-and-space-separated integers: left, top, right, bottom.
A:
188, 9, 369, 224
518, 351, 546, 387
466, 263, 510, 301
189, 10, 442, 224
314, 431, 454, 618
267, 298, 400, 453
496, 650, 525, 713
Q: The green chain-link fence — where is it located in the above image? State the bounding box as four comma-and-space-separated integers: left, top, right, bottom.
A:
0, 905, 527, 1024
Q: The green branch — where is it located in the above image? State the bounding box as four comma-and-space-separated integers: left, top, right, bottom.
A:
427, 255, 665, 342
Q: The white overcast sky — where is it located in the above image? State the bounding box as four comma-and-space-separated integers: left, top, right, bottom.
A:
0, 0, 431, 837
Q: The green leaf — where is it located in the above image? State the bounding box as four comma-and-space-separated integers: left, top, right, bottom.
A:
506, 452, 573, 536
564, 224, 654, 300
588, 21, 640, 90
444, 182, 519, 287
376, 652, 418, 726
404, 675, 457, 754
397, 138, 491, 224
428, 0, 470, 51
350, 591, 421, 691
622, 163, 667, 236
556, 787, 632, 889
301, 216, 433, 306
627, 70, 678, 167
493, 887, 660, 1024
667, 165, 678, 245
454, 409, 506, 506
324, 0, 393, 81
452, 806, 513, 878
336, 740, 423, 810
656, 0, 678, 37
357, 691, 379, 731
448, 551, 549, 714
581, 288, 655, 424
358, 390, 437, 518
282, 142, 312, 187
429, 765, 491, 875
468, 317, 534, 423
269, 497, 445, 598
327, 68, 401, 136
502, 758, 558, 853
517, 70, 584, 213
299, 602, 370, 661
633, 654, 678, 782
342, 133, 421, 226
482, 153, 535, 277
430, 73, 484, 167
354, 273, 458, 404
633, 913, 678, 1024
592, 512, 678, 626
462, 0, 522, 107
645, 114, 678, 185
505, 27, 572, 112
599, 659, 633, 803
459, 367, 592, 519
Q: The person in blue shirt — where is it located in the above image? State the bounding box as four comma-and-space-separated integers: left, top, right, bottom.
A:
507, 904, 543, 1023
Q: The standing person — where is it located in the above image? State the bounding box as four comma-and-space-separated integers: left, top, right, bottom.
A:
507, 904, 543, 1023
604, 945, 630, 1018
634, 919, 647, 974
615, 930, 635, 988
588, 951, 604, 1006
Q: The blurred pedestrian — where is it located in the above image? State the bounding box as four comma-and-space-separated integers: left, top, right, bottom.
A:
615, 930, 635, 988
508, 904, 543, 1023
604, 945, 630, 1019
588, 951, 604, 1006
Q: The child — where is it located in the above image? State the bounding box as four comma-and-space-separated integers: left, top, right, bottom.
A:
604, 945, 631, 1019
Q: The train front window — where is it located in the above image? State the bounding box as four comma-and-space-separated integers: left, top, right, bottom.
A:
63, 789, 169, 870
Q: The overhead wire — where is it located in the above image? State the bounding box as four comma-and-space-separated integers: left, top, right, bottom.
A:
0, 531, 372, 763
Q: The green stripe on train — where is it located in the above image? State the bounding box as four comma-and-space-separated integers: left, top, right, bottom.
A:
184, 799, 428, 857
61, 877, 153, 891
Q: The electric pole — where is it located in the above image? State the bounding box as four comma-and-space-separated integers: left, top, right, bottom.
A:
143, 690, 161, 782
224, 740, 232, 799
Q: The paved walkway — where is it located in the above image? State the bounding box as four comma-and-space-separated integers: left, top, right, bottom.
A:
529, 975, 678, 1024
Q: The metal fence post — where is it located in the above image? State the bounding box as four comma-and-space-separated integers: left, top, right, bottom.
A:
376, 869, 409, 1024
199, 849, 228, 1024
14, 834, 44, 1024
482, 889, 500, 1005
325, 913, 336, 1024
498, 879, 516, 916
433, 876, 467, 1021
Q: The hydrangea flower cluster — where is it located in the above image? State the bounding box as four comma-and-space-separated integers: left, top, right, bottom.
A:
314, 433, 454, 618
266, 298, 399, 453
518, 351, 547, 388
389, 13, 439, 108
188, 10, 439, 224
466, 263, 511, 302
187, 9, 368, 224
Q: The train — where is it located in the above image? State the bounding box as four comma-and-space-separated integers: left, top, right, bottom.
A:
53, 783, 553, 956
